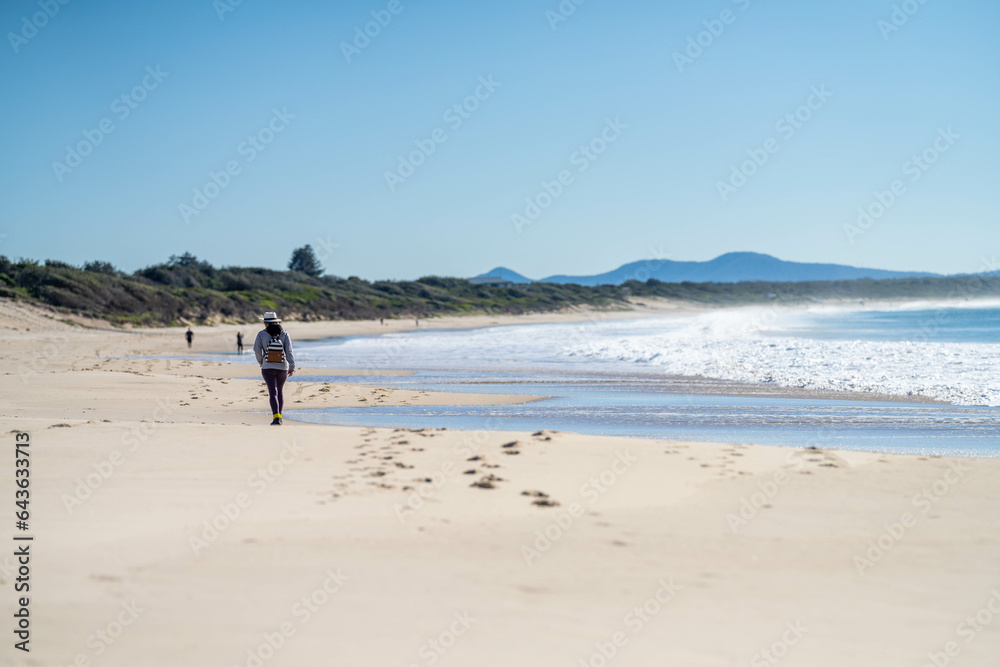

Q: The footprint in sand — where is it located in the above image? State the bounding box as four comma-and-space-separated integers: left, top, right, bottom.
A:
471, 474, 504, 489
501, 441, 522, 455
522, 490, 559, 507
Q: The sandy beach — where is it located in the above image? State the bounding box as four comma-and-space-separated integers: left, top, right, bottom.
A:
3, 298, 1000, 666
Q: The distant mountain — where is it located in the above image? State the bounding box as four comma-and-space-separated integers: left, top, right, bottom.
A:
476, 253, 939, 286
473, 267, 534, 284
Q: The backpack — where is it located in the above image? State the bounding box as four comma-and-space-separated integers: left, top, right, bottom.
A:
265, 334, 285, 363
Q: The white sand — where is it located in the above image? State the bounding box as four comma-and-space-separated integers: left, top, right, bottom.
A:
1, 298, 999, 666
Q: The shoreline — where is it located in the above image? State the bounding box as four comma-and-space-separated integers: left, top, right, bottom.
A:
152, 295, 990, 409
4, 298, 1000, 665
5, 295, 975, 411
16, 292, 1000, 339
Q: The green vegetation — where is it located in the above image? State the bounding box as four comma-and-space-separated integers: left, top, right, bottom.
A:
287, 244, 323, 278
1, 254, 998, 326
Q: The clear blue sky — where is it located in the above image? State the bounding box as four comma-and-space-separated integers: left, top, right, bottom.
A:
1, 0, 997, 280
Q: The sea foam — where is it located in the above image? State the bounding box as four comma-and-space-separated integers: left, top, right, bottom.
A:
562, 308, 1000, 406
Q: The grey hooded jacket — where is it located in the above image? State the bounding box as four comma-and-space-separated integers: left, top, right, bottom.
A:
253, 328, 295, 372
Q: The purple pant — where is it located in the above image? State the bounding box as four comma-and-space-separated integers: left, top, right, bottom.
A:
261, 369, 287, 415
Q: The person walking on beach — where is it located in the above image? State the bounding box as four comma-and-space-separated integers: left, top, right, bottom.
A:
253, 312, 295, 426
236, 331, 244, 355
185, 327, 193, 348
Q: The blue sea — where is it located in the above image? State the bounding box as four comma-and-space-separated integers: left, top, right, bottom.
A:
211, 303, 1000, 456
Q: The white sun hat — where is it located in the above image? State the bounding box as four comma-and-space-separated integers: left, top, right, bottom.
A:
260, 312, 282, 323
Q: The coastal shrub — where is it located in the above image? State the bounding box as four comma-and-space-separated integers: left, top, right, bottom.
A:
3, 253, 1000, 326
83, 260, 119, 275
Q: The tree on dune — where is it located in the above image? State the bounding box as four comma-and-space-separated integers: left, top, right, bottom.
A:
288, 245, 323, 277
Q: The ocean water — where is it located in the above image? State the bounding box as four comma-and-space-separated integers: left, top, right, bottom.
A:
775, 303, 1000, 344
215, 303, 1000, 455
288, 371, 999, 456
565, 304, 1000, 407
284, 303, 1000, 406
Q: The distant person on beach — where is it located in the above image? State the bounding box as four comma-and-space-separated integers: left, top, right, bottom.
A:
253, 312, 295, 426
236, 331, 244, 355
185, 328, 193, 348
415, 318, 419, 327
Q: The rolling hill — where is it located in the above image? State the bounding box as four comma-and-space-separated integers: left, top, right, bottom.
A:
478, 252, 938, 286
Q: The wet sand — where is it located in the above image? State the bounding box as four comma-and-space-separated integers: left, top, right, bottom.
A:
2, 298, 999, 666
